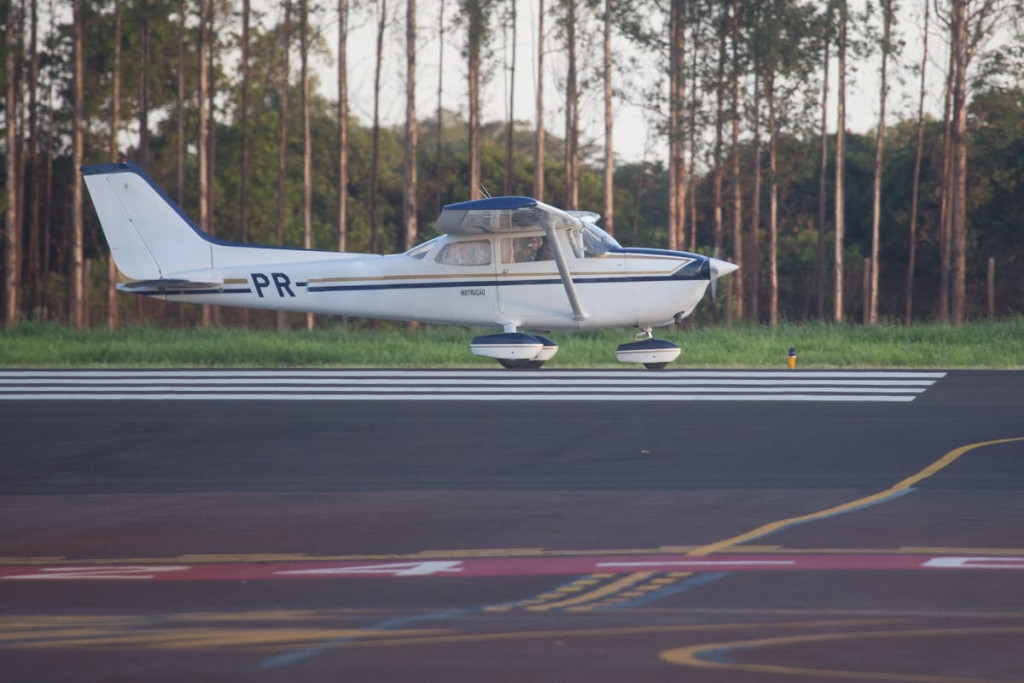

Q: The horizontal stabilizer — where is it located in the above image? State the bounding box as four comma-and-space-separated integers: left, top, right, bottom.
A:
117, 278, 224, 293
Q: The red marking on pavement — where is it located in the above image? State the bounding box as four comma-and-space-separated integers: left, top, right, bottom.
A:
1, 554, 1023, 581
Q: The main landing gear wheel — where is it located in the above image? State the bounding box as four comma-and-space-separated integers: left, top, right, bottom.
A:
472, 333, 558, 369
616, 330, 681, 369
498, 358, 545, 369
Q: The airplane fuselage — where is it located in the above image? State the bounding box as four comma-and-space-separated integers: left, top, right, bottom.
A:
143, 232, 712, 331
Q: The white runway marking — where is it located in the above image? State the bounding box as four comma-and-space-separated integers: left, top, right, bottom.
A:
0, 370, 945, 402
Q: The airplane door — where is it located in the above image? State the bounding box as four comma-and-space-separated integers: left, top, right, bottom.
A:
433, 237, 500, 326
495, 232, 583, 327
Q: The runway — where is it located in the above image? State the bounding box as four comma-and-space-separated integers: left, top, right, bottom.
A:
1, 369, 1022, 681
0, 368, 944, 401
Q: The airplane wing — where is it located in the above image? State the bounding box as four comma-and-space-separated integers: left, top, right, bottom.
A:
436, 197, 588, 322
435, 197, 582, 236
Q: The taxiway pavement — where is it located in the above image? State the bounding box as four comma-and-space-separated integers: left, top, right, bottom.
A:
1, 370, 1022, 681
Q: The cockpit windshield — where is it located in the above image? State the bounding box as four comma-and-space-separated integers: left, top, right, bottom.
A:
579, 222, 622, 257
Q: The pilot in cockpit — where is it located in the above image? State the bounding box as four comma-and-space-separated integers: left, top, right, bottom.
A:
509, 235, 553, 263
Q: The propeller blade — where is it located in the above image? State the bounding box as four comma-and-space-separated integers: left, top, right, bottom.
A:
706, 257, 738, 302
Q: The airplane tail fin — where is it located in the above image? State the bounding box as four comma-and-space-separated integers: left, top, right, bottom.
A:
80, 161, 215, 281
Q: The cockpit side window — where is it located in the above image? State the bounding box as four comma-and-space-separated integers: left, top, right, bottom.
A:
434, 239, 492, 266
501, 235, 553, 264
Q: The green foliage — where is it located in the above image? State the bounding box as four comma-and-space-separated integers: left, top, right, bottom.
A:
2, 318, 1022, 368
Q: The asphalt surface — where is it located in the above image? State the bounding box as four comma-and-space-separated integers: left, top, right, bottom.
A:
1, 369, 1023, 682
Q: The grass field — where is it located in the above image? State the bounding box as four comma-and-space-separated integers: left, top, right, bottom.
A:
1, 318, 1022, 369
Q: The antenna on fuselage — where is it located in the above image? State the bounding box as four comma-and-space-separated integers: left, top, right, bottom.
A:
479, 184, 492, 199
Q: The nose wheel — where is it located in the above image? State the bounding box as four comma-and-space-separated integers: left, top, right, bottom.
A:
615, 329, 680, 369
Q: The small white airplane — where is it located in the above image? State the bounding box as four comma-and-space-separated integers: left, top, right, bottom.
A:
81, 160, 737, 369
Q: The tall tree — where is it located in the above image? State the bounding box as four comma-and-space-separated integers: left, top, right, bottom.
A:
503, 0, 515, 196
27, 0, 40, 321
370, 0, 386, 248
950, 0, 967, 323
109, 0, 122, 329
70, 0, 85, 329
868, 0, 893, 325
563, 0, 580, 209
239, 0, 251, 328
402, 0, 418, 249
833, 0, 847, 323
712, 3, 726, 274
945, 0, 1014, 323
177, 0, 186, 206
667, 0, 685, 250
816, 0, 830, 320
729, 0, 743, 319
240, 0, 250, 244
198, 0, 211, 328
4, 0, 20, 327
534, 0, 545, 201
138, 1, 151, 168
338, 0, 349, 251
434, 0, 445, 215
276, 1, 291, 331
602, 0, 614, 233
462, 0, 487, 199
905, 0, 929, 324
301, 0, 313, 329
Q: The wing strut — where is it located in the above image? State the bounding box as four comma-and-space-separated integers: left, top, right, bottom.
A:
541, 223, 589, 323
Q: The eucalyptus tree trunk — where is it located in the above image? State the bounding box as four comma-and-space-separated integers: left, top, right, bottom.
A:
730, 0, 743, 319
816, 9, 829, 321
240, 0, 250, 245
198, 0, 211, 328
28, 0, 40, 321
868, 0, 892, 325
667, 0, 685, 251
534, 0, 545, 202
434, 0, 445, 215
833, 0, 846, 324
503, 0, 515, 196
301, 0, 313, 329
950, 0, 968, 324
109, 0, 122, 329
938, 34, 953, 324
5, 0, 21, 327
70, 0, 85, 329
564, 0, 579, 210
177, 0, 186, 206
277, 0, 291, 331
138, 2, 150, 168
767, 65, 778, 327
239, 0, 250, 327
207, 0, 219, 326
466, 0, 482, 199
749, 74, 761, 322
338, 0, 349, 252
905, 0, 929, 324
370, 0, 386, 247
713, 19, 725, 301
602, 0, 613, 234
403, 0, 418, 250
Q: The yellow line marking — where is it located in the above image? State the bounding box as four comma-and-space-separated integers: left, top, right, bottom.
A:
334, 618, 900, 650
688, 437, 1024, 557
660, 625, 1024, 682
508, 436, 1024, 612
525, 573, 658, 611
